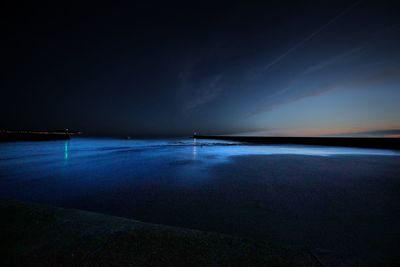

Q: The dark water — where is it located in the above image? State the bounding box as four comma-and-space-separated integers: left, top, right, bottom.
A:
1, 138, 399, 264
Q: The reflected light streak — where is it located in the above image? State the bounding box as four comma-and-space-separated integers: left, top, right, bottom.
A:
192, 138, 197, 160
64, 141, 69, 160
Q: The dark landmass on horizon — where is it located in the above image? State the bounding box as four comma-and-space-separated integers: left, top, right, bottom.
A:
194, 135, 400, 149
0, 130, 83, 142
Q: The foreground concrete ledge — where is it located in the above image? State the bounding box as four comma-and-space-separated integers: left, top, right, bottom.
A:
0, 199, 324, 266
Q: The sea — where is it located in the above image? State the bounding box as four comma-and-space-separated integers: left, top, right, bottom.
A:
1, 137, 399, 265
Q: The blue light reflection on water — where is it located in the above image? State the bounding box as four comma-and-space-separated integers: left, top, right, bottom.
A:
0, 136, 397, 207
0, 137, 398, 188
64, 141, 69, 160
0, 137, 399, 263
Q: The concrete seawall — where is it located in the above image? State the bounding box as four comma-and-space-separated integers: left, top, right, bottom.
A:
0, 199, 324, 266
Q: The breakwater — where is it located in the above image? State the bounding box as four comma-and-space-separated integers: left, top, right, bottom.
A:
0, 131, 71, 142
193, 135, 400, 149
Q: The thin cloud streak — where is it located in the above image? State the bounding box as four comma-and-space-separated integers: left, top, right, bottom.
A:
262, 0, 363, 72
250, 66, 400, 116
178, 61, 225, 114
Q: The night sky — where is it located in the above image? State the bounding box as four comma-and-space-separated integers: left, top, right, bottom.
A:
2, 1, 400, 136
